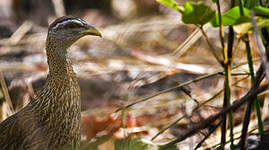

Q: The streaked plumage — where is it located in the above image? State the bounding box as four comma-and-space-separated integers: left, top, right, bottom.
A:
0, 16, 102, 150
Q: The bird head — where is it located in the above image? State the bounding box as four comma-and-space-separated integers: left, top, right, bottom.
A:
47, 16, 102, 48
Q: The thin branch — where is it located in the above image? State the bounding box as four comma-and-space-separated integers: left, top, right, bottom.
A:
163, 83, 268, 147
237, 2, 264, 149
199, 26, 223, 66
251, 11, 269, 83
52, 0, 66, 17
194, 121, 222, 150
151, 76, 249, 141
0, 71, 14, 112
115, 72, 219, 113
255, 12, 269, 18
115, 59, 260, 113
239, 65, 264, 149
216, 0, 234, 148
173, 24, 210, 57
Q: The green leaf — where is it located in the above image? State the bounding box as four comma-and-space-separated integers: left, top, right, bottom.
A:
181, 2, 215, 26
114, 138, 151, 150
211, 0, 217, 3
158, 144, 178, 150
253, 6, 269, 15
234, 18, 269, 34
156, 0, 183, 12
244, 0, 259, 9
211, 6, 250, 27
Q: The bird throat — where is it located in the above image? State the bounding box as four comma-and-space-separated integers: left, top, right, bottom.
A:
29, 40, 82, 147
43, 39, 81, 108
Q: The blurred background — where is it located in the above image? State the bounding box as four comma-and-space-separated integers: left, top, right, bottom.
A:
0, 0, 267, 149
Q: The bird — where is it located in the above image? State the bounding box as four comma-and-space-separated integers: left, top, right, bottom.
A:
0, 16, 102, 150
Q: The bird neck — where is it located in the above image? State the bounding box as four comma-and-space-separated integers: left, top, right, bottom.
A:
46, 39, 76, 82
28, 40, 81, 147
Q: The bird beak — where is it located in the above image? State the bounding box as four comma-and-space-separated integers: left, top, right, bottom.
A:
79, 25, 102, 37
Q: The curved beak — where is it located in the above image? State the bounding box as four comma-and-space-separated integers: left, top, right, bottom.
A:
79, 25, 102, 37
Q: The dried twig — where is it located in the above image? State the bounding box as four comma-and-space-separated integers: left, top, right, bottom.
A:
194, 121, 222, 150
51, 0, 66, 17
162, 64, 267, 147
163, 83, 268, 147
173, 24, 209, 57
0, 71, 13, 112
251, 11, 269, 83
0, 21, 33, 46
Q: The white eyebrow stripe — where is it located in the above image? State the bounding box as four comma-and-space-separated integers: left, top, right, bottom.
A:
52, 19, 84, 30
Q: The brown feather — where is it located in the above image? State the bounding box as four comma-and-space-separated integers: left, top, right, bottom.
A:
0, 16, 90, 150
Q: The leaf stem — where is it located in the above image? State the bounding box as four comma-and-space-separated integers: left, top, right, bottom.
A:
238, 1, 264, 149
216, 0, 234, 149
199, 26, 223, 66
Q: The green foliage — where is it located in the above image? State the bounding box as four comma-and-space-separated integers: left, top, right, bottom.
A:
156, 0, 214, 26
211, 6, 250, 27
158, 144, 178, 150
266, 0, 269, 7
233, 18, 269, 34
156, 0, 183, 12
210, 5, 269, 34
181, 2, 215, 26
152, 0, 269, 149
78, 145, 99, 150
211, 0, 217, 3
244, 0, 259, 9
253, 6, 269, 15
114, 138, 152, 150
157, 0, 269, 30
231, 6, 269, 34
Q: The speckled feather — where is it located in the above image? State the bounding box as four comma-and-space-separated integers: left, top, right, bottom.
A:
0, 16, 87, 150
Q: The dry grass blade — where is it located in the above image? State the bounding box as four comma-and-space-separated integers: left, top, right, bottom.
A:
0, 71, 13, 112
194, 121, 222, 150
251, 11, 269, 83
262, 97, 269, 120
9, 21, 32, 45
163, 84, 268, 147
115, 59, 258, 114
151, 76, 249, 141
0, 21, 32, 46
103, 16, 181, 45
52, 0, 66, 17
115, 72, 219, 113
173, 24, 209, 57
132, 49, 216, 74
